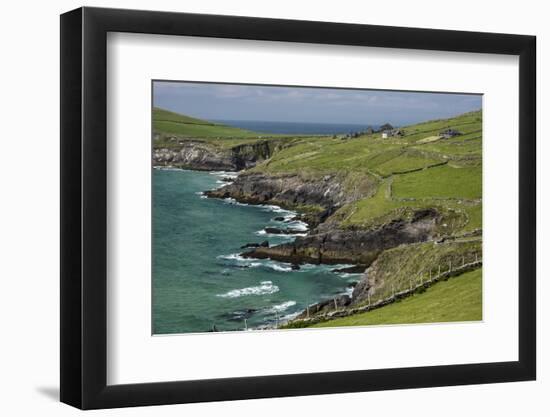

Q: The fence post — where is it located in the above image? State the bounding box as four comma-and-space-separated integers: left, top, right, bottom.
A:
306, 304, 310, 318
244, 318, 247, 331
368, 293, 371, 307
333, 297, 338, 310
438, 265, 441, 275
475, 253, 478, 263
449, 260, 452, 272
392, 284, 395, 298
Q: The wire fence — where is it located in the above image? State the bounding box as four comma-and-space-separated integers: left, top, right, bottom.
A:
288, 255, 482, 327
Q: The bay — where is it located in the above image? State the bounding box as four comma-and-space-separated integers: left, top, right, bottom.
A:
152, 169, 359, 334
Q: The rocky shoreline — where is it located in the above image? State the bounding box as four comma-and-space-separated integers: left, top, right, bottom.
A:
155, 139, 480, 327
153, 138, 282, 171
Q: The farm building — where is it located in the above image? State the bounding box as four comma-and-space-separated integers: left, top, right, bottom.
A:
439, 129, 461, 139
381, 129, 404, 139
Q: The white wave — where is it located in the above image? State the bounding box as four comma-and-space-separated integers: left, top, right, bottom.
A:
281, 311, 302, 321
266, 262, 292, 272
339, 272, 363, 279
217, 281, 279, 298
222, 198, 250, 207
258, 204, 295, 215
266, 300, 297, 314
210, 170, 238, 179
286, 221, 309, 232
255, 229, 306, 238
344, 287, 354, 297
154, 166, 190, 172
217, 253, 248, 262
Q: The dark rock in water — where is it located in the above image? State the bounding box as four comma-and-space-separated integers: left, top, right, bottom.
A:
221, 308, 258, 322
241, 242, 260, 249
291, 264, 301, 270
241, 240, 270, 249
264, 227, 303, 235
273, 216, 286, 221
347, 282, 358, 288
332, 265, 367, 274
239, 241, 270, 249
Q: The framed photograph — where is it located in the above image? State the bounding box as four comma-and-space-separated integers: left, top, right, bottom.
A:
60, 7, 536, 409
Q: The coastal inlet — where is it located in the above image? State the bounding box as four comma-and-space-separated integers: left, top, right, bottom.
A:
152, 168, 360, 334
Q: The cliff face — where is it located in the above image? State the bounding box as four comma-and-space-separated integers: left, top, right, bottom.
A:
206, 170, 441, 267
242, 209, 440, 266
206, 172, 348, 208
153, 139, 278, 171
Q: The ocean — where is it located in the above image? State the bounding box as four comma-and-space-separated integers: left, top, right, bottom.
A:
214, 119, 379, 135
152, 169, 360, 334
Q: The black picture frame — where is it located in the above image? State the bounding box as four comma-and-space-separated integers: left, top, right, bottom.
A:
60, 6, 536, 410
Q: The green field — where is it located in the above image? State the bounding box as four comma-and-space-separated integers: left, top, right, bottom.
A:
392, 164, 482, 200
310, 268, 482, 328
153, 107, 291, 147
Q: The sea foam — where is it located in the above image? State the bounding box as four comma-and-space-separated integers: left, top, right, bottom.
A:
217, 281, 279, 298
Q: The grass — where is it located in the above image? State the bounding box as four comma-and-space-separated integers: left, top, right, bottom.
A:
392, 164, 482, 200
153, 107, 282, 140
310, 268, 482, 328
356, 240, 482, 305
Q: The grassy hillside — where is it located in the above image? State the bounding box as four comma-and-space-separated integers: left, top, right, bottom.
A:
153, 107, 292, 149
310, 268, 482, 328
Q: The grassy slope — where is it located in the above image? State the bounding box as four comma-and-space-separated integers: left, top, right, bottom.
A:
311, 268, 482, 328
153, 107, 289, 147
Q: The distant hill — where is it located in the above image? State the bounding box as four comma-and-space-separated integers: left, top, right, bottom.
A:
153, 107, 266, 139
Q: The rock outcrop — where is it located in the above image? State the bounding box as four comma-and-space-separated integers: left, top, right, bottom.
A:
205, 172, 349, 208
153, 139, 279, 171
242, 208, 441, 266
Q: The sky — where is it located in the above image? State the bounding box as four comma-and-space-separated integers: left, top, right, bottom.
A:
153, 81, 482, 126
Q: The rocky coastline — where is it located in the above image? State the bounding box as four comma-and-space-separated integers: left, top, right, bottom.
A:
154, 139, 480, 326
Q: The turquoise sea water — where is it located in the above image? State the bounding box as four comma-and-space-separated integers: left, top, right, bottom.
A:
152, 169, 360, 334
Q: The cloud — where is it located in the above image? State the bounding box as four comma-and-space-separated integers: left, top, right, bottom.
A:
153, 81, 481, 125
